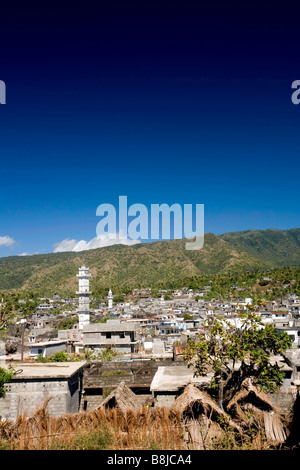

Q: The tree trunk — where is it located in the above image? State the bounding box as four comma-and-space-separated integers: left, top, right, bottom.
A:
218, 369, 234, 411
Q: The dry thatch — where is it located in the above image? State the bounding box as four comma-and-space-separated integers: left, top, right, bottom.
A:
170, 382, 242, 449
227, 378, 287, 443
171, 382, 240, 428
99, 382, 143, 413
0, 386, 278, 450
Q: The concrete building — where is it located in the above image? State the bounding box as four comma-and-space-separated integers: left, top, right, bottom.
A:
276, 324, 300, 348
27, 328, 52, 344
150, 365, 213, 407
57, 328, 81, 342
76, 265, 91, 330
29, 339, 67, 359
82, 319, 139, 354
81, 358, 184, 412
269, 353, 299, 412
0, 362, 86, 420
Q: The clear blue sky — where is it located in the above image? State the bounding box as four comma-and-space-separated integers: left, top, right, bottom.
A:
0, 1, 300, 256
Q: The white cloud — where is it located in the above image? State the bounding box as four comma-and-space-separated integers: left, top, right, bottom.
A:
18, 252, 39, 256
53, 232, 140, 253
53, 239, 78, 253
0, 235, 16, 247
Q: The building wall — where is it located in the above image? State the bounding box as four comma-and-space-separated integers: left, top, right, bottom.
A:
83, 359, 183, 389
65, 370, 83, 415
83, 331, 135, 346
155, 394, 176, 407
30, 342, 66, 358
87, 344, 132, 354
269, 386, 298, 413
0, 372, 82, 420
83, 329, 136, 352
57, 329, 81, 341
81, 359, 180, 411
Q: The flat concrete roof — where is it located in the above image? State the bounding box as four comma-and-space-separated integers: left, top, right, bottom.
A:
7, 362, 86, 380
29, 340, 67, 347
83, 320, 139, 332
150, 365, 213, 392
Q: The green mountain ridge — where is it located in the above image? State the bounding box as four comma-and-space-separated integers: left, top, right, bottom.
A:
220, 228, 300, 267
0, 228, 300, 295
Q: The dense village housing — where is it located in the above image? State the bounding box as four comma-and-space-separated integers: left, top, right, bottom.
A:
1, 264, 300, 449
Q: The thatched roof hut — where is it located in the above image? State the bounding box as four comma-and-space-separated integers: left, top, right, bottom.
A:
170, 382, 241, 449
227, 378, 287, 443
171, 382, 241, 430
99, 382, 143, 413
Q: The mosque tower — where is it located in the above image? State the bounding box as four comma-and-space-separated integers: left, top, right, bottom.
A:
108, 288, 113, 309
76, 265, 91, 330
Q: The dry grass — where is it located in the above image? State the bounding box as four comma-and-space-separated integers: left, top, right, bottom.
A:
0, 397, 279, 450
0, 400, 187, 450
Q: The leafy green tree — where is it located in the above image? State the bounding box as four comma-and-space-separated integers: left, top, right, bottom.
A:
0, 301, 15, 330
0, 366, 15, 398
183, 311, 292, 411
112, 294, 124, 304
48, 351, 68, 362
97, 347, 120, 362
35, 351, 68, 363
35, 353, 47, 363
183, 313, 193, 320
55, 316, 78, 330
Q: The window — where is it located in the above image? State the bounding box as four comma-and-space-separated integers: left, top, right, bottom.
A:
106, 332, 111, 339
119, 332, 125, 338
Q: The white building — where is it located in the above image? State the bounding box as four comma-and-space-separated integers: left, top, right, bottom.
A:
76, 265, 91, 330
108, 288, 113, 309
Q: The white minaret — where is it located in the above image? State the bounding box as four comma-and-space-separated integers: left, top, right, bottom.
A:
108, 288, 113, 309
76, 265, 91, 330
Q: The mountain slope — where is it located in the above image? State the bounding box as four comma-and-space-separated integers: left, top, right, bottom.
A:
0, 229, 299, 295
220, 228, 300, 267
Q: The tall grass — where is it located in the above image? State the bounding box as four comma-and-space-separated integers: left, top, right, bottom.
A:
0, 400, 186, 450
0, 399, 272, 450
